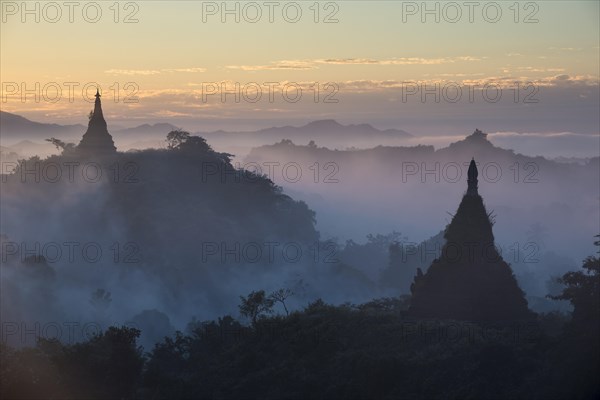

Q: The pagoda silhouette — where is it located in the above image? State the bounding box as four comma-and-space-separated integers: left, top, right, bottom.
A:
78, 89, 117, 154
408, 155, 534, 321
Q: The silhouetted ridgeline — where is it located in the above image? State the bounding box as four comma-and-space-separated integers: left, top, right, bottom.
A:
0, 110, 86, 141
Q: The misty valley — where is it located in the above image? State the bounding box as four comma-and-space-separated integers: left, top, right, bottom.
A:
1, 89, 599, 400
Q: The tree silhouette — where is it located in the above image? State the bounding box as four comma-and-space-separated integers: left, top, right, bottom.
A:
68, 326, 143, 399
270, 288, 293, 316
239, 290, 274, 325
166, 129, 190, 150
46, 137, 76, 153
549, 235, 600, 326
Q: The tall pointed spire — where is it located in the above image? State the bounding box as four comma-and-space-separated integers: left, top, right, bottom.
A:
467, 158, 478, 196
407, 157, 534, 321
94, 88, 103, 115
78, 87, 116, 154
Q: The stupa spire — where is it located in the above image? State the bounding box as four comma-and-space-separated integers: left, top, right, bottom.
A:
78, 87, 116, 154
467, 158, 478, 196
91, 88, 105, 122
407, 158, 534, 321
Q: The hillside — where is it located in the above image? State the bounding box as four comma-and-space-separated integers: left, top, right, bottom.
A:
0, 111, 85, 141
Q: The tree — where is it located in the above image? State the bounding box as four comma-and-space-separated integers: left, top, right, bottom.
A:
270, 288, 293, 316
546, 236, 600, 399
67, 326, 144, 399
46, 137, 76, 153
165, 130, 219, 156
549, 235, 600, 326
239, 290, 274, 325
178, 135, 211, 153
166, 129, 190, 150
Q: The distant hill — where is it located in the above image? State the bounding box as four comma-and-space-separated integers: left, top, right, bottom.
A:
105, 123, 180, 150
0, 111, 179, 146
243, 129, 599, 260
236, 119, 411, 140
200, 119, 412, 150
0, 111, 85, 142
0, 113, 412, 153
113, 123, 180, 137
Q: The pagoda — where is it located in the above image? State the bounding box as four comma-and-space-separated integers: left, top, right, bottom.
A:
408, 157, 534, 321
78, 89, 117, 154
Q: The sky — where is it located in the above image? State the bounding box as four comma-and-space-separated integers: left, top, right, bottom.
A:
1, 0, 599, 134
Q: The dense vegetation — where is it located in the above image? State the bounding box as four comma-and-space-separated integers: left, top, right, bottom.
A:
34, 131, 319, 261
1, 238, 598, 399
1, 132, 326, 342
1, 131, 598, 399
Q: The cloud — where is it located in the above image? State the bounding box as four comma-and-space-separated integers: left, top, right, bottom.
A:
548, 47, 582, 52
322, 56, 484, 65
331, 74, 599, 93
150, 110, 194, 117
162, 68, 207, 73
226, 56, 483, 71
4, 73, 597, 131
314, 58, 380, 65
438, 73, 485, 77
105, 69, 161, 76
226, 60, 317, 71
105, 67, 206, 75
516, 67, 566, 73
436, 74, 598, 88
